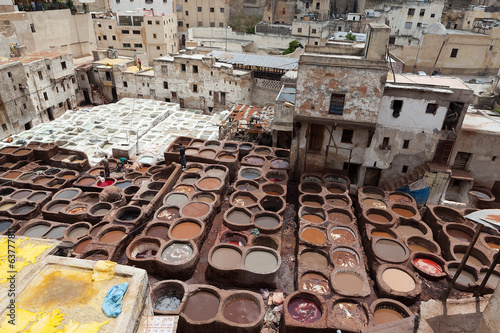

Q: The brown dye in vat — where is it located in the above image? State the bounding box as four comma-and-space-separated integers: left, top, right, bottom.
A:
333, 302, 368, 329
77, 178, 95, 186
183, 292, 220, 322
89, 169, 104, 176
211, 247, 242, 269
382, 268, 416, 292
99, 230, 125, 243
393, 207, 415, 218
0, 147, 16, 153
331, 251, 358, 268
328, 212, 351, 224
363, 199, 387, 209
194, 195, 214, 203
186, 167, 202, 172
206, 169, 225, 178
266, 191, 282, 196
448, 229, 472, 242
227, 211, 251, 225
327, 198, 347, 206
199, 150, 216, 159
330, 229, 355, 244
487, 242, 500, 251
0, 203, 15, 211
302, 201, 322, 207
3, 171, 22, 179
375, 239, 407, 261
223, 299, 260, 324
171, 222, 201, 240
448, 267, 477, 285
182, 202, 209, 218
367, 213, 390, 223
372, 231, 395, 239
300, 252, 328, 269
288, 298, 322, 323
68, 207, 86, 214
409, 243, 432, 253
198, 177, 222, 190
74, 239, 90, 254
146, 226, 169, 238
454, 252, 484, 268
396, 225, 424, 237
35, 178, 52, 185
301, 228, 327, 245
218, 155, 235, 161
390, 194, 413, 205
302, 187, 320, 194
334, 272, 364, 293
374, 307, 404, 325
300, 273, 329, 294
157, 208, 180, 221
232, 196, 256, 206
61, 174, 75, 180
174, 185, 194, 194
302, 214, 324, 224
328, 187, 344, 194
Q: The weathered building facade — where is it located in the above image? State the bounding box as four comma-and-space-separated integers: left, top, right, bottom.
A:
0, 52, 77, 139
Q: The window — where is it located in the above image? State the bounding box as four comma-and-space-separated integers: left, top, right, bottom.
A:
210, 22, 215, 27
133, 30, 140, 34
161, 65, 168, 74
193, 65, 198, 73
98, 36, 101, 41
308, 124, 324, 151
392, 100, 403, 117
153, 33, 157, 38
178, 21, 183, 27
408, 8, 415, 16
112, 35, 116, 40
210, 7, 214, 12
181, 64, 186, 71
311, 29, 316, 34
156, 20, 160, 25
198, 21, 203, 27
59, 102, 63, 108
431, 13, 435, 18
98, 23, 102, 28
134, 43, 143, 48
306, 2, 309, 9
282, 8, 286, 14
402, 165, 409, 173
329, 93, 345, 115
450, 48, 458, 58
382, 137, 390, 148
103, 35, 107, 40
156, 46, 160, 50
316, 2, 320, 9
341, 129, 354, 144
193, 84, 198, 92
426, 103, 438, 114
123, 81, 128, 87
185, 10, 189, 15
38, 71, 43, 80
492, 156, 497, 161
80, 75, 85, 80
404, 22, 413, 29
122, 30, 129, 34
43, 92, 48, 100
220, 8, 224, 13
7, 72, 12, 78
219, 23, 224, 27
403, 140, 410, 149
30, 23, 35, 32
297, 28, 302, 33
108, 25, 112, 29
186, 24, 190, 28
148, 20, 152, 25
165, 98, 171, 102
420, 9, 425, 16
164, 82, 168, 89
2, 124, 7, 131
123, 43, 131, 47
389, 37, 396, 44
417, 23, 422, 28
197, 6, 201, 11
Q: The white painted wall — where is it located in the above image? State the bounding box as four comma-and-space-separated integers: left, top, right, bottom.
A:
110, 0, 174, 14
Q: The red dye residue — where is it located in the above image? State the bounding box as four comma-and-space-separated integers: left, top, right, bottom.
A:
97, 180, 115, 187
414, 258, 443, 275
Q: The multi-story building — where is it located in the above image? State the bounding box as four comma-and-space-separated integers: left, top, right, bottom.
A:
0, 52, 77, 139
93, 9, 178, 64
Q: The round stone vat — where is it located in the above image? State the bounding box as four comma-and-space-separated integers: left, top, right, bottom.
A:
185, 147, 199, 156
300, 195, 324, 208
363, 208, 395, 227
327, 208, 353, 225
300, 227, 327, 246
81, 249, 111, 261
204, 165, 228, 178
181, 201, 211, 220
22, 221, 51, 238
73, 237, 92, 255
220, 231, 248, 247
57, 170, 78, 180
47, 178, 66, 189
190, 140, 205, 147
395, 219, 429, 238
300, 250, 329, 270
180, 173, 201, 185
204, 140, 221, 148
388, 191, 415, 206
126, 237, 161, 264
216, 152, 237, 162
371, 299, 412, 326
160, 240, 197, 266
9, 202, 37, 219
164, 193, 189, 206
210, 244, 243, 270
324, 194, 351, 207
301, 174, 322, 183
370, 228, 397, 239
481, 235, 500, 252
89, 222, 107, 238
169, 218, 204, 241
254, 147, 272, 156
43, 224, 69, 239
451, 244, 490, 269
239, 167, 262, 180
432, 206, 465, 224
479, 268, 500, 293
326, 183, 347, 195
10, 189, 32, 200
64, 222, 91, 240
331, 299, 369, 331
124, 172, 142, 180
196, 177, 224, 192
43, 200, 70, 217
123, 186, 140, 199
299, 182, 323, 194
133, 176, 150, 187
329, 226, 356, 245
181, 287, 220, 324
221, 291, 264, 330
0, 187, 15, 196
405, 236, 441, 255
54, 188, 82, 200
362, 198, 388, 210
99, 227, 127, 244
441, 223, 475, 245
151, 280, 188, 315
114, 206, 143, 224
192, 192, 216, 204
235, 180, 259, 192
372, 238, 409, 264
299, 271, 330, 295
331, 269, 369, 297
89, 202, 112, 218
147, 181, 164, 191
410, 252, 446, 278
269, 158, 290, 170
299, 207, 327, 225
155, 205, 180, 223
145, 223, 170, 239
259, 195, 285, 215
0, 218, 14, 234
199, 149, 216, 159
285, 292, 323, 324
76, 176, 97, 187
252, 236, 279, 250
244, 247, 280, 274
376, 264, 421, 300
361, 186, 385, 199
391, 204, 417, 219
274, 149, 290, 158
139, 190, 158, 202
238, 142, 254, 154
62, 203, 89, 220
253, 211, 282, 232
185, 163, 204, 173
261, 183, 285, 197
331, 247, 360, 269
324, 174, 349, 186
445, 262, 479, 291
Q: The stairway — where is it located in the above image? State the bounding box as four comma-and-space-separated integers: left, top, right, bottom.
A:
91, 84, 112, 104
379, 162, 432, 191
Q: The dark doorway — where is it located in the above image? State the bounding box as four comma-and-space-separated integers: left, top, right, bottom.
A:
66, 98, 72, 110
83, 90, 91, 104
343, 162, 360, 185
452, 152, 471, 170
308, 124, 324, 151
179, 98, 185, 108
47, 107, 54, 121
364, 167, 381, 186
442, 102, 464, 132
112, 88, 117, 102
181, 34, 186, 47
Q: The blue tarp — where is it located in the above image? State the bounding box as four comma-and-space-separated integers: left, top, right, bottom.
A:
397, 186, 430, 205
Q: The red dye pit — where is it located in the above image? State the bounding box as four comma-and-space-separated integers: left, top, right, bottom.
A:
288, 298, 322, 323
97, 180, 115, 187
413, 258, 443, 275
